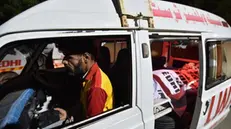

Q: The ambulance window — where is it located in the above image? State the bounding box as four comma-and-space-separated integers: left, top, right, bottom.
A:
0, 35, 132, 129
0, 42, 39, 84
98, 39, 132, 108
102, 41, 127, 64
206, 40, 231, 89
150, 38, 200, 70
150, 36, 200, 120
35, 35, 132, 128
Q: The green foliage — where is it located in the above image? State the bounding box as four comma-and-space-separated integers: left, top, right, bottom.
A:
0, 0, 44, 24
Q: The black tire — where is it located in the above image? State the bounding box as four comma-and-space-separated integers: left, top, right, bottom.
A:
155, 116, 175, 129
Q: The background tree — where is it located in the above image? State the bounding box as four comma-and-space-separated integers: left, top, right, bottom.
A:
0, 0, 45, 24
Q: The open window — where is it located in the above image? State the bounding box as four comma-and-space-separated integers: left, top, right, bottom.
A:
0, 40, 42, 84
150, 35, 201, 128
0, 33, 134, 129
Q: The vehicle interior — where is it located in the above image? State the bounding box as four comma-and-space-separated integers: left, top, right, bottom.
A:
0, 35, 132, 129
150, 36, 200, 129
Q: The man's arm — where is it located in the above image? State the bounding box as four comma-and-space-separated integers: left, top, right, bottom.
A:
65, 102, 84, 122
87, 87, 107, 118
0, 73, 36, 100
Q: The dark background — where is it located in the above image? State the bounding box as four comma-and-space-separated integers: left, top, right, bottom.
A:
0, 0, 231, 25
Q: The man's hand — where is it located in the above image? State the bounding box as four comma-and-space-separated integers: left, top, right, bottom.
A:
54, 108, 67, 121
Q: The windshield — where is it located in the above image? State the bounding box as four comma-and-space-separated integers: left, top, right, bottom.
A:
0, 42, 40, 84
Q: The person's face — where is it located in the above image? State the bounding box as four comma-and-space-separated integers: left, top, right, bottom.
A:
62, 54, 86, 76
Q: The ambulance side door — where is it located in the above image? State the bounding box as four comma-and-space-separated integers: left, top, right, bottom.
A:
191, 33, 231, 129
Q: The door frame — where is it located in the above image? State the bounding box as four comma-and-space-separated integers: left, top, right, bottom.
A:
191, 32, 231, 129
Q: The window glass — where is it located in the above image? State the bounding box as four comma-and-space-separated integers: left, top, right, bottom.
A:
206, 40, 231, 89
0, 42, 39, 84
102, 41, 127, 64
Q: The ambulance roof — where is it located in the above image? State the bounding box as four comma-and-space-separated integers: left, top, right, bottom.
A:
0, 0, 230, 36
0, 0, 121, 36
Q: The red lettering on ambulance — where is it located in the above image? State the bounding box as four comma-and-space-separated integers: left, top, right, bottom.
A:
205, 87, 231, 126
215, 88, 231, 116
1, 61, 10, 67
10, 60, 21, 66
0, 60, 21, 68
205, 96, 215, 125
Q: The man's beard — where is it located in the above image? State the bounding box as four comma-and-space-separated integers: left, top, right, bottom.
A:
66, 65, 84, 76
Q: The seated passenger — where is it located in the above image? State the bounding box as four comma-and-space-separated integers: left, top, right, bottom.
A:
109, 48, 131, 107
98, 46, 111, 75
55, 39, 114, 122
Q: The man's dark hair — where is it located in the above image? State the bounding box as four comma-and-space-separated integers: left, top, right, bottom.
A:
56, 38, 97, 60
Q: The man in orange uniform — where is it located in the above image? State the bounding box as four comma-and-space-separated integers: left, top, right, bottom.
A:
55, 39, 113, 122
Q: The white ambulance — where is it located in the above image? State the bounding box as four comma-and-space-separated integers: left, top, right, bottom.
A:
0, 0, 231, 129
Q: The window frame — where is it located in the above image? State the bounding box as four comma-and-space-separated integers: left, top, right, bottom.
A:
205, 38, 231, 90
0, 31, 136, 129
